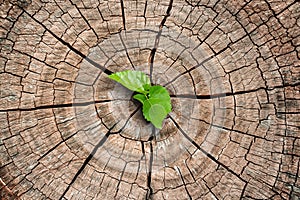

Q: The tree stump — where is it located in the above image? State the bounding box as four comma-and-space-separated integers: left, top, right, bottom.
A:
0, 0, 299, 199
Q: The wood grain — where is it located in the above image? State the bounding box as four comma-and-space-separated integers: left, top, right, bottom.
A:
0, 0, 299, 199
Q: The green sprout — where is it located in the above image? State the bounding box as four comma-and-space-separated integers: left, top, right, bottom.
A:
108, 70, 172, 129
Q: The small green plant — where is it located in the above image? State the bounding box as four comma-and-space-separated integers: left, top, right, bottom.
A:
108, 70, 172, 129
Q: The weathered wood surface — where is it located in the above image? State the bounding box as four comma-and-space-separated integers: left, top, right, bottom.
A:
0, 0, 299, 199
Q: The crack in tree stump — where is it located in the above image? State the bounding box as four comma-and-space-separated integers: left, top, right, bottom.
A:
0, 0, 300, 199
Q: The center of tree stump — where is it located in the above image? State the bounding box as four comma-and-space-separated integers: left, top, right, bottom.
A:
69, 29, 229, 176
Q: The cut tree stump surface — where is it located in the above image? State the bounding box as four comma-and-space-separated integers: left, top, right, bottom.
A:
0, 0, 300, 199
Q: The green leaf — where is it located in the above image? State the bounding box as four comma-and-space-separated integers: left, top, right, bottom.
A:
141, 85, 172, 129
109, 70, 172, 129
108, 70, 151, 94
133, 94, 147, 104
149, 86, 170, 99
149, 104, 167, 129
143, 84, 151, 91
149, 86, 172, 113
142, 98, 153, 121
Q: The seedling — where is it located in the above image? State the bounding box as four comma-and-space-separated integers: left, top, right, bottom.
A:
108, 70, 172, 129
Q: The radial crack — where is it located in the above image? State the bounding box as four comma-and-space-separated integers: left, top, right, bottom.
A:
17, 8, 113, 75
58, 105, 140, 199
170, 82, 300, 100
119, 33, 135, 69
146, 139, 154, 200
169, 116, 246, 184
175, 166, 192, 200
0, 100, 113, 112
120, 0, 126, 30
58, 128, 113, 200
148, 0, 173, 83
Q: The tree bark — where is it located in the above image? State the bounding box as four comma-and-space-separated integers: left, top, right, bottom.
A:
0, 0, 299, 199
